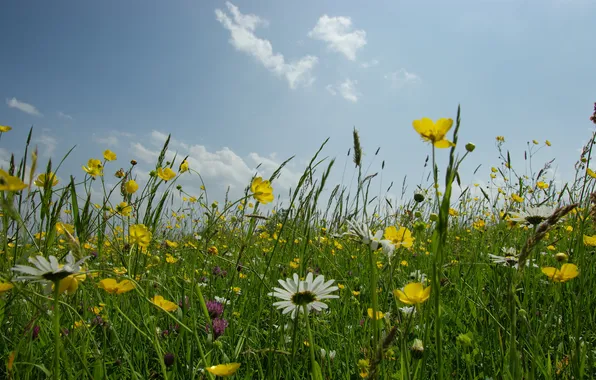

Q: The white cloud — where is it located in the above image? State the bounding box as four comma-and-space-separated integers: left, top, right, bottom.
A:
35, 135, 57, 157
57, 111, 73, 120
361, 59, 379, 68
327, 78, 359, 103
93, 131, 136, 147
385, 69, 421, 88
215, 2, 318, 89
308, 15, 367, 61
6, 97, 42, 116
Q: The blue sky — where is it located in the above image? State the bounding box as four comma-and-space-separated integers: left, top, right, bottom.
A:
1, 0, 595, 205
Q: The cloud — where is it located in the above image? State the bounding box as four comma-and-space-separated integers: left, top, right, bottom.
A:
215, 2, 318, 89
360, 59, 379, 69
93, 131, 136, 148
57, 111, 73, 120
308, 15, 367, 61
35, 135, 57, 157
384, 69, 421, 88
6, 97, 42, 116
327, 78, 359, 103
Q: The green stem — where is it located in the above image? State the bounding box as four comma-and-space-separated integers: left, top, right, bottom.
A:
368, 246, 379, 355
52, 281, 61, 380
303, 304, 320, 380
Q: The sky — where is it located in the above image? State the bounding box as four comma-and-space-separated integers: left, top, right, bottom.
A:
1, 0, 595, 208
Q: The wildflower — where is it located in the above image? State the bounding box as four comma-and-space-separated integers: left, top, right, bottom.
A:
151, 295, 179, 312
208, 246, 219, 255
179, 160, 189, 173
0, 125, 12, 132
207, 318, 228, 339
509, 205, 555, 226
542, 263, 579, 283
34, 172, 59, 187
0, 169, 27, 191
116, 202, 132, 217
555, 252, 568, 262
399, 306, 416, 316
345, 220, 393, 254
511, 194, 524, 203
163, 353, 175, 368
165, 240, 178, 248
98, 278, 135, 294
125, 180, 139, 194
82, 159, 103, 177
56, 273, 86, 295
250, 177, 274, 204
352, 290, 360, 296
412, 117, 455, 148
157, 167, 176, 181
358, 359, 370, 378
320, 349, 336, 360
546, 140, 551, 146
0, 282, 14, 294
165, 254, 178, 264
115, 169, 125, 178
367, 308, 384, 320
205, 363, 241, 377
537, 181, 549, 189
206, 300, 224, 318
384, 226, 414, 249
12, 252, 88, 283
496, 136, 505, 142
103, 150, 117, 161
129, 224, 152, 247
583, 235, 596, 246
269, 272, 339, 318
393, 282, 431, 305
411, 338, 424, 359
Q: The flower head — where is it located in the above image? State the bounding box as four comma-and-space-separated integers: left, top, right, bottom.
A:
0, 125, 12, 132
412, 118, 455, 148
157, 167, 176, 181
206, 363, 241, 377
125, 180, 139, 194
179, 160, 189, 173
250, 177, 274, 204
103, 150, 117, 161
82, 159, 103, 177
11, 252, 88, 283
393, 282, 431, 305
269, 272, 339, 318
151, 295, 178, 312
98, 278, 135, 294
384, 226, 414, 248
0, 169, 27, 192
34, 172, 59, 188
508, 205, 555, 226
542, 263, 578, 283
129, 224, 152, 247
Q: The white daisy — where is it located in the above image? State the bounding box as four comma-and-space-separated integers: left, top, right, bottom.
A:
11, 252, 88, 283
508, 205, 555, 226
344, 220, 394, 254
487, 247, 537, 269
269, 272, 339, 318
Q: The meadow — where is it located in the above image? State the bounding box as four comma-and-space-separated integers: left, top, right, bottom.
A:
1, 105, 596, 379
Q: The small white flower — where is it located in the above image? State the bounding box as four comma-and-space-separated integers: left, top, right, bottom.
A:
345, 220, 393, 253
214, 296, 230, 305
509, 205, 555, 225
399, 306, 416, 317
269, 272, 339, 319
11, 252, 88, 283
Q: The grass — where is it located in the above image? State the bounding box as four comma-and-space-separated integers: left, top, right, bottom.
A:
1, 106, 596, 379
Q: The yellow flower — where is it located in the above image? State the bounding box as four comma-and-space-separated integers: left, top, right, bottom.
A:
179, 160, 189, 173
587, 168, 596, 179
0, 169, 27, 191
129, 224, 152, 247
165, 240, 178, 248
205, 363, 241, 377
34, 172, 59, 187
55, 222, 74, 235
352, 290, 360, 296
511, 194, 524, 203
98, 278, 135, 294
367, 308, 384, 320
412, 118, 455, 148
496, 136, 505, 142
541, 263, 579, 283
125, 180, 139, 194
0, 282, 14, 294
157, 167, 176, 181
537, 181, 549, 189
151, 295, 178, 312
57, 273, 86, 295
82, 159, 103, 177
103, 150, 117, 161
116, 202, 132, 217
393, 282, 431, 305
250, 177, 274, 204
0, 125, 12, 132
384, 226, 414, 248
545, 140, 551, 146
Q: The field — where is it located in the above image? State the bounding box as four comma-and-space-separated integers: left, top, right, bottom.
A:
1, 106, 596, 379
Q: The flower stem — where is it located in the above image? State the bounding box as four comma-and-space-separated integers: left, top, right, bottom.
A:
368, 246, 380, 355
303, 304, 322, 380
52, 281, 61, 380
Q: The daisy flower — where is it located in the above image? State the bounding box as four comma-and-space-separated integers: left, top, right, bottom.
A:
11, 252, 88, 283
508, 205, 555, 226
269, 273, 339, 318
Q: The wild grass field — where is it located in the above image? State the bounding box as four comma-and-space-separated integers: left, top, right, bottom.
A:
1, 105, 596, 379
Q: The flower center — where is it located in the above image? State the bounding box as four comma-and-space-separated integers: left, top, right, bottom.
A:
526, 216, 546, 225
291, 291, 316, 306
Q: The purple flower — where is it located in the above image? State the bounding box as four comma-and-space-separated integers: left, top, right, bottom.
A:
164, 352, 175, 367
31, 325, 40, 340
206, 300, 224, 319
207, 318, 228, 339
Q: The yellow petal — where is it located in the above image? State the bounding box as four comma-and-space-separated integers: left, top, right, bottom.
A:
541, 267, 557, 278
435, 118, 454, 134
433, 139, 455, 149
393, 289, 413, 305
